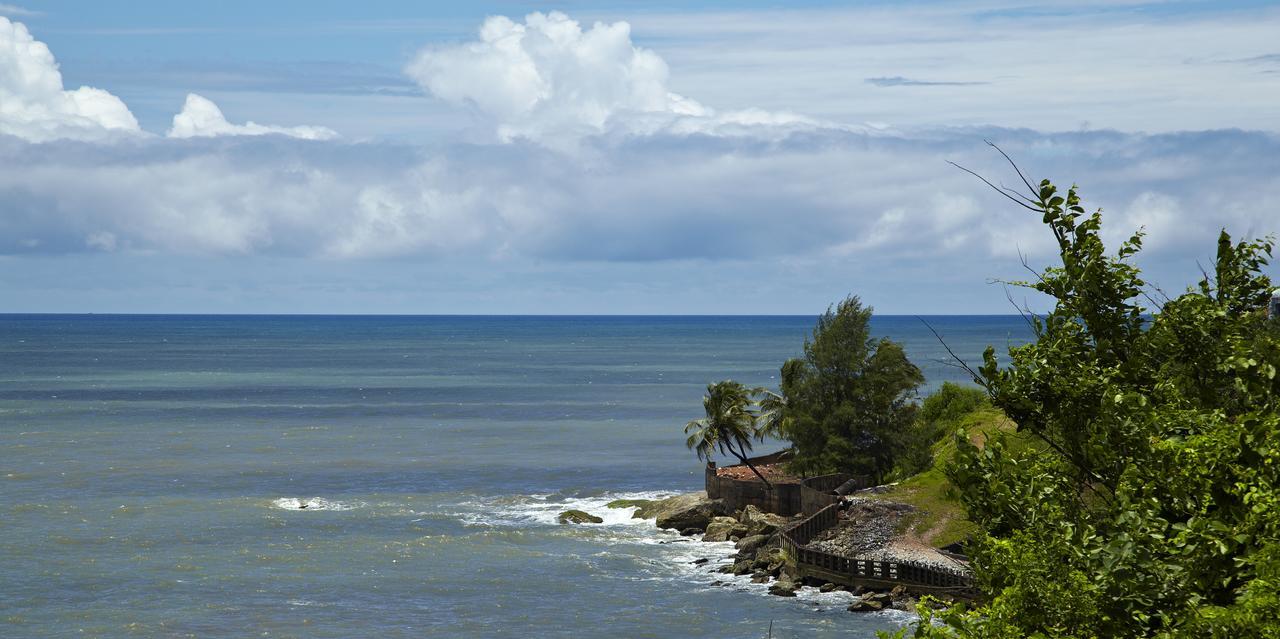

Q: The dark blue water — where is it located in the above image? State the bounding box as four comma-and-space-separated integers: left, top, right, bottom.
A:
0, 315, 1028, 638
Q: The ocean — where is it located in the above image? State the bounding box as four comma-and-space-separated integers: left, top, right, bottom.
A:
0, 315, 1031, 638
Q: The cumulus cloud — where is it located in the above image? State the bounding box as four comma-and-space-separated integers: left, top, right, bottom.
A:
405, 11, 817, 144
167, 93, 338, 140
0, 17, 139, 141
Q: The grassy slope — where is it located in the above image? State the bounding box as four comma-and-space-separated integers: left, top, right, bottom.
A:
867, 407, 1020, 548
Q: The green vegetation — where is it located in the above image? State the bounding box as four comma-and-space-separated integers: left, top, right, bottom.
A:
684, 380, 774, 487
894, 170, 1280, 637
891, 382, 991, 481
872, 405, 1017, 548
776, 296, 925, 481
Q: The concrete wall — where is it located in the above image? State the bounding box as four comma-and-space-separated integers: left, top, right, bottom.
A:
704, 450, 802, 515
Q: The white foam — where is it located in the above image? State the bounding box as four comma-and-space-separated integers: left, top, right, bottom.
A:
271, 497, 363, 511
458, 491, 676, 528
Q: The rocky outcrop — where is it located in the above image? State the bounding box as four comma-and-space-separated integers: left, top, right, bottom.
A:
847, 597, 884, 612
558, 509, 603, 524
607, 498, 654, 511
702, 516, 750, 542
734, 534, 771, 555
737, 505, 789, 536
647, 493, 731, 532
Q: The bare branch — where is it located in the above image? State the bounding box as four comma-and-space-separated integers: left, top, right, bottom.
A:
986, 140, 1037, 198
916, 316, 985, 387
947, 161, 1041, 212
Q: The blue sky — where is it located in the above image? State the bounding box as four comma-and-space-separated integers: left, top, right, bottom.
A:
1, 1, 1278, 313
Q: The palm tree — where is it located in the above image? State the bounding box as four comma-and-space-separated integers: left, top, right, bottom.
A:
685, 380, 772, 488
754, 388, 789, 440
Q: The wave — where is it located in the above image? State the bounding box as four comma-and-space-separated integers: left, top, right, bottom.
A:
271, 497, 364, 511
454, 490, 676, 528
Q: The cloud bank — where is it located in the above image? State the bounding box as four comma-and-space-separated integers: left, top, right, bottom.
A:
0, 10, 1276, 315
168, 93, 338, 140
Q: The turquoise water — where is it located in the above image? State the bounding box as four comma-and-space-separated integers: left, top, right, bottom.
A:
1, 315, 1029, 638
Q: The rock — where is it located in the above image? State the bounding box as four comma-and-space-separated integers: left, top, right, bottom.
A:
557, 509, 603, 524
738, 505, 789, 536
847, 598, 885, 612
691, 558, 708, 565
819, 582, 839, 593
717, 565, 735, 574
651, 493, 730, 530
768, 580, 799, 597
702, 516, 749, 542
607, 498, 654, 511
890, 585, 908, 597
679, 528, 702, 537
751, 575, 770, 583
735, 534, 771, 555
732, 561, 753, 576
864, 592, 892, 605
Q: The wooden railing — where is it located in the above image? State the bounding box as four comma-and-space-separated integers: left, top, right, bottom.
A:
778, 503, 975, 594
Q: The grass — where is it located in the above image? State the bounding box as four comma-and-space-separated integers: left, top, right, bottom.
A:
866, 407, 1022, 548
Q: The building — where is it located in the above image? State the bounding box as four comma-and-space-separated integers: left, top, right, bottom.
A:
1271, 289, 1280, 319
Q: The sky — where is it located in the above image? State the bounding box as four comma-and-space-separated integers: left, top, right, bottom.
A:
1, 0, 1278, 314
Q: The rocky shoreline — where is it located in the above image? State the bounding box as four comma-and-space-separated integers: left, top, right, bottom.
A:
562, 492, 958, 615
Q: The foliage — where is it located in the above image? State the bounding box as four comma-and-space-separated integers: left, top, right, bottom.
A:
874, 405, 1017, 548
892, 382, 992, 479
684, 380, 774, 486
900, 170, 1280, 638
776, 295, 925, 481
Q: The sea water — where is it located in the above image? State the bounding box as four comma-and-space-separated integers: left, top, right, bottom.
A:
0, 315, 1030, 638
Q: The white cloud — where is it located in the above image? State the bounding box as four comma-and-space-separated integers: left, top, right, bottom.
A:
0, 16, 140, 141
405, 11, 819, 144
167, 93, 338, 140
0, 4, 39, 18
0, 128, 1276, 271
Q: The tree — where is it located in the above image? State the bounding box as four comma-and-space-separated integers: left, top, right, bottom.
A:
685, 380, 773, 487
899, 163, 1280, 638
777, 295, 924, 481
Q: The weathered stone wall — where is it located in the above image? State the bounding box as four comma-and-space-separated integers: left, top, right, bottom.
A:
799, 473, 872, 514
704, 450, 802, 515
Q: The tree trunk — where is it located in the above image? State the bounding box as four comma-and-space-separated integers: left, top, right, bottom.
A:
726, 439, 773, 489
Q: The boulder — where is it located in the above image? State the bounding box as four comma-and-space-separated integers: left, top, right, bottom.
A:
732, 561, 753, 575
702, 516, 750, 542
651, 493, 730, 531
864, 592, 893, 605
734, 534, 771, 555
557, 509, 603, 524
607, 498, 654, 511
738, 505, 790, 536
819, 582, 839, 593
751, 575, 770, 583
847, 598, 884, 612
768, 580, 799, 597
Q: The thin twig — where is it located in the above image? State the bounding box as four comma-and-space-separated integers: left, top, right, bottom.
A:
947, 161, 1041, 212
917, 316, 985, 386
